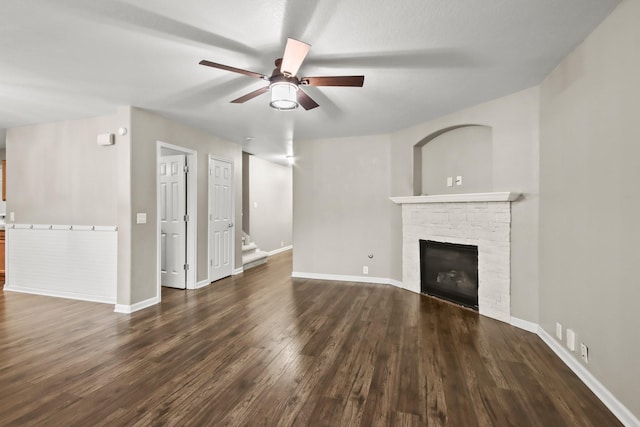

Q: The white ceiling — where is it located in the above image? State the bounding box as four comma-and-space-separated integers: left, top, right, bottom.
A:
0, 0, 620, 162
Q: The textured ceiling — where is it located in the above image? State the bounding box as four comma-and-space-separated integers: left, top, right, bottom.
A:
0, 0, 620, 162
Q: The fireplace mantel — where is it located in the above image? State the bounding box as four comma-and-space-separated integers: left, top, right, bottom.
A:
390, 192, 521, 204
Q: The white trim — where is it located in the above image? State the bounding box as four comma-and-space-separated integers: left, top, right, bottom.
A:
537, 327, 640, 427
388, 278, 420, 294
156, 142, 198, 296
233, 267, 244, 275
196, 279, 211, 289
114, 296, 160, 314
291, 273, 411, 292
186, 152, 197, 290
4, 285, 116, 304
390, 192, 521, 204
268, 245, 293, 256
7, 224, 117, 232
388, 278, 404, 288
510, 316, 538, 333
291, 271, 398, 286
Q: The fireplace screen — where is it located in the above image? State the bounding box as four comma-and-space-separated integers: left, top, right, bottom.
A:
420, 240, 479, 310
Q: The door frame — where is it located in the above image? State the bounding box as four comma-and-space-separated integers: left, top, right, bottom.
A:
207, 155, 236, 284
156, 141, 197, 298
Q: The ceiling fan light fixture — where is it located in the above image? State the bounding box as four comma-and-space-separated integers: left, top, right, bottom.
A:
269, 82, 299, 111
200, 37, 364, 111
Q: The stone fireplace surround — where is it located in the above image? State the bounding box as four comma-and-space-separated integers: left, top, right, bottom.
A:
390, 192, 521, 323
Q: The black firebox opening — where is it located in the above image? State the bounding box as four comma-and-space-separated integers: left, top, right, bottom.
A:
419, 240, 479, 310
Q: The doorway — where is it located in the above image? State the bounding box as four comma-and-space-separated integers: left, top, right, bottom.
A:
208, 156, 234, 282
159, 153, 187, 289
157, 142, 197, 295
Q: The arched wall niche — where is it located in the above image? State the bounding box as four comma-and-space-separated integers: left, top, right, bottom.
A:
413, 124, 493, 196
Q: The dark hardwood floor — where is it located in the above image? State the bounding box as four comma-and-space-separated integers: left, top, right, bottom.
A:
0, 251, 621, 426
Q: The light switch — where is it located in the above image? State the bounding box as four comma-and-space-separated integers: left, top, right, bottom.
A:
9, 212, 15, 222
456, 176, 463, 186
136, 213, 147, 224
446, 177, 453, 187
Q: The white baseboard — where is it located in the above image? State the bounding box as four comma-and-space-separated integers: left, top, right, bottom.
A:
114, 296, 160, 314
3, 284, 116, 305
268, 245, 293, 256
510, 316, 538, 333
537, 327, 639, 427
196, 279, 211, 289
388, 278, 405, 288
291, 271, 396, 286
389, 279, 419, 294
291, 273, 411, 293
233, 267, 244, 275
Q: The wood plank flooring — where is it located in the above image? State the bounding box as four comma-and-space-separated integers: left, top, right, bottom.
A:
0, 251, 622, 426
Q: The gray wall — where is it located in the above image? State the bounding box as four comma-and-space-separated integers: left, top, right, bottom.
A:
292, 89, 539, 323
539, 0, 640, 417
130, 108, 242, 303
420, 125, 493, 195
246, 154, 292, 253
6, 107, 133, 304
5, 107, 242, 306
293, 134, 392, 279
6, 114, 124, 225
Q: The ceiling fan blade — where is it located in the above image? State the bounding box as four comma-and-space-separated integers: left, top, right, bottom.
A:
280, 38, 311, 77
199, 60, 267, 80
301, 76, 365, 87
231, 86, 270, 103
297, 89, 319, 110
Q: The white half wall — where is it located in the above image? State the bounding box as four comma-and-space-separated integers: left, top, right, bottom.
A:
5, 224, 117, 304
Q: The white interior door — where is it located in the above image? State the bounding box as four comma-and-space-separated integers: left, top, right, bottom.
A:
160, 154, 187, 289
209, 158, 233, 282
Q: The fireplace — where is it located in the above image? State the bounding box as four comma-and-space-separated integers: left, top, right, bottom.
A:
391, 192, 520, 322
420, 240, 478, 309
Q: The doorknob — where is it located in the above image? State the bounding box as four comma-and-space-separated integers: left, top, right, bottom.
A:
228, 223, 234, 228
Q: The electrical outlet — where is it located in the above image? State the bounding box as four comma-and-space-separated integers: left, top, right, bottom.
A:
281, 241, 284, 247
566, 329, 576, 351
446, 177, 453, 187
580, 343, 589, 363
363, 266, 369, 275
136, 213, 147, 224
556, 322, 563, 340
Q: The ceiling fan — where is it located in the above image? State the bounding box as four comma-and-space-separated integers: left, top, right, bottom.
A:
199, 38, 365, 111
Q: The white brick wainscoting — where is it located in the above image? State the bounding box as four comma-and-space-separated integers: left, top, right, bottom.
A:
391, 192, 521, 323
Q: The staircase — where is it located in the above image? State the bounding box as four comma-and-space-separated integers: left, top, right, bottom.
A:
242, 231, 268, 270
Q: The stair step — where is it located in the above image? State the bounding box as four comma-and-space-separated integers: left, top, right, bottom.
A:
242, 242, 257, 253
242, 250, 268, 270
